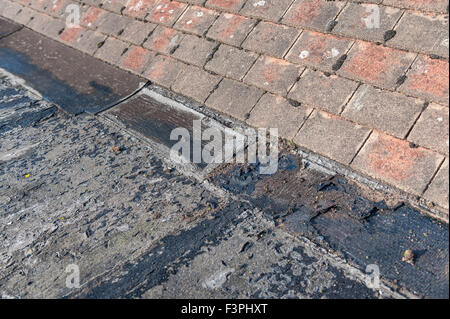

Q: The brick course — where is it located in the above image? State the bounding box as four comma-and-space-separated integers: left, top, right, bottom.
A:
408, 103, 449, 156
206, 12, 255, 46
398, 55, 449, 106
248, 93, 313, 140
351, 131, 444, 196
342, 85, 423, 139
289, 69, 359, 114
242, 21, 300, 58
205, 44, 258, 80
339, 41, 416, 89
294, 110, 371, 164
205, 78, 263, 121
244, 55, 302, 95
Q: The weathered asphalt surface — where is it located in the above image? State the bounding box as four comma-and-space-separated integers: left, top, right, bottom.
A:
0, 72, 447, 299
0, 72, 398, 299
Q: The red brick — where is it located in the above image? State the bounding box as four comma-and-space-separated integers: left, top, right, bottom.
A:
146, 0, 187, 26
37, 15, 66, 40
383, 0, 449, 13
206, 13, 256, 46
72, 29, 107, 55
0, 1, 21, 20
205, 78, 263, 121
80, 6, 106, 29
177, 0, 205, 5
119, 45, 155, 74
172, 34, 217, 67
424, 158, 449, 210
408, 103, 449, 156
124, 0, 158, 19
339, 41, 416, 89
100, 0, 125, 14
288, 69, 359, 114
205, 0, 246, 13
294, 110, 371, 164
59, 26, 83, 45
333, 3, 403, 43
14, 6, 36, 25
172, 65, 221, 102
96, 12, 133, 36
205, 44, 258, 80
244, 56, 303, 95
282, 0, 344, 32
143, 55, 187, 88
143, 26, 184, 54
285, 30, 353, 72
94, 36, 129, 65
174, 5, 219, 36
46, 0, 69, 17
352, 131, 444, 195
398, 55, 449, 106
242, 21, 301, 58
248, 93, 313, 140
389, 11, 449, 58
240, 0, 294, 22
342, 85, 423, 139
118, 20, 156, 45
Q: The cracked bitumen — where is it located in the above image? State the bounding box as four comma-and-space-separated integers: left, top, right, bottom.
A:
0, 74, 448, 299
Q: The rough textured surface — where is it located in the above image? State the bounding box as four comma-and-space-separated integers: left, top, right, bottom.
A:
247, 93, 313, 140
244, 56, 302, 95
408, 103, 449, 156
339, 41, 416, 89
352, 132, 444, 196
0, 27, 144, 115
1, 76, 447, 299
205, 78, 263, 121
389, 11, 449, 58
1, 0, 449, 213
289, 69, 358, 115
342, 85, 423, 139
205, 44, 258, 80
333, 3, 403, 43
398, 56, 449, 106
424, 159, 449, 210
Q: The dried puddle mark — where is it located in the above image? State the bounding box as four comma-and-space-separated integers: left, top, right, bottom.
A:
209, 155, 449, 298
0, 27, 145, 115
